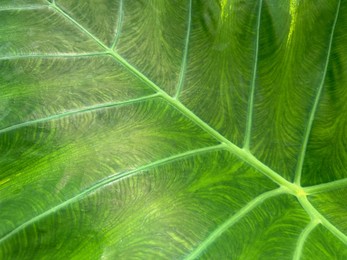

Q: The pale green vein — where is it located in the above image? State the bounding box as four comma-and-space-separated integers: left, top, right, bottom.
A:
110, 0, 124, 49
186, 188, 285, 259
294, 0, 341, 185
298, 196, 347, 245
304, 178, 347, 195
174, 0, 192, 99
0, 5, 47, 12
0, 94, 159, 135
48, 0, 298, 192
0, 52, 108, 61
243, 0, 263, 150
0, 144, 225, 245
293, 220, 319, 260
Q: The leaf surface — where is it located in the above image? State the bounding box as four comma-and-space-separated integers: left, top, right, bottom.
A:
1, 0, 347, 259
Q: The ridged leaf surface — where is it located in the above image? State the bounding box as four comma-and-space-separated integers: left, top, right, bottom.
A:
1, 0, 347, 259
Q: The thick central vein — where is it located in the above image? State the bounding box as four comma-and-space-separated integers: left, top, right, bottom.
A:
294, 0, 341, 185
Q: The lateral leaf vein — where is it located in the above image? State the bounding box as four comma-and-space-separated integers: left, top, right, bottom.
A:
294, 0, 341, 184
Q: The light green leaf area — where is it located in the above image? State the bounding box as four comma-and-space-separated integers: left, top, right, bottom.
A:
0, 0, 346, 259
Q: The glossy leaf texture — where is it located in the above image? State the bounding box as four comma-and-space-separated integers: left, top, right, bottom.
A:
0, 0, 347, 259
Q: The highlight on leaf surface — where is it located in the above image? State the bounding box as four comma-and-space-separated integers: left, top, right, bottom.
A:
0, 0, 347, 259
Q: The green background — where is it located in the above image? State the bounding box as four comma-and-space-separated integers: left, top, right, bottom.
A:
1, 0, 347, 259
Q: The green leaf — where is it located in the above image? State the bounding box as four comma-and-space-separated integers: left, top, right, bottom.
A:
1, 0, 347, 259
